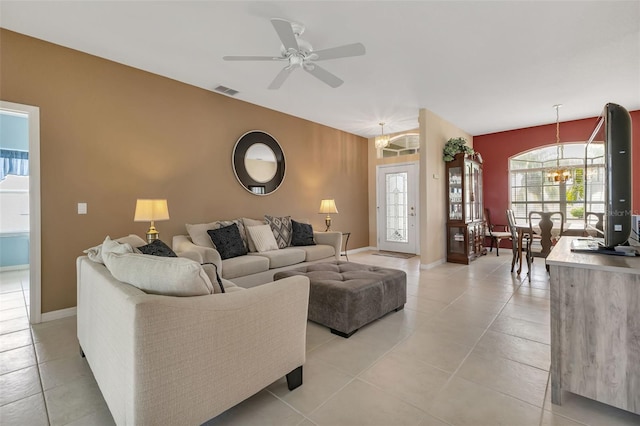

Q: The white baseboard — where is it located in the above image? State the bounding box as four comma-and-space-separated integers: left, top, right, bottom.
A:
345, 246, 376, 255
41, 306, 76, 322
0, 264, 29, 272
420, 258, 446, 270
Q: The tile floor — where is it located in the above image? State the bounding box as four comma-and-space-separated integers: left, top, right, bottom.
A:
1, 251, 640, 426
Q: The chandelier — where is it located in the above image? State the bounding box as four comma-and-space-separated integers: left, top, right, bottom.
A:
546, 104, 571, 183
375, 122, 390, 149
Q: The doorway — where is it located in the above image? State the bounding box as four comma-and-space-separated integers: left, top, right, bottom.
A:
0, 101, 41, 323
376, 162, 419, 254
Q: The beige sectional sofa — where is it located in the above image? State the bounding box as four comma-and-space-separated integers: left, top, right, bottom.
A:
173, 218, 342, 288
77, 235, 310, 425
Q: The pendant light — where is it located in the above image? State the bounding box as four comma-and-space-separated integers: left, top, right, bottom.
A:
375, 122, 390, 149
546, 104, 571, 183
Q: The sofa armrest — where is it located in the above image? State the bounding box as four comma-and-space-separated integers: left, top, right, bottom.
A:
314, 231, 342, 260
172, 235, 222, 271
130, 275, 310, 424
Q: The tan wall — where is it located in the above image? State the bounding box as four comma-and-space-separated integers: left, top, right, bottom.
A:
0, 30, 368, 313
419, 109, 473, 267
367, 131, 420, 247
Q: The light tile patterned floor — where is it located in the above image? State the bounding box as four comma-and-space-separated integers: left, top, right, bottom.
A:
1, 252, 640, 425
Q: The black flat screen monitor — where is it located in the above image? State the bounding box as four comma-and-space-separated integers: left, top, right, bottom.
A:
584, 103, 632, 248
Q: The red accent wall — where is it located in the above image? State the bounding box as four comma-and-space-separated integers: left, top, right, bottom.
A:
474, 110, 640, 226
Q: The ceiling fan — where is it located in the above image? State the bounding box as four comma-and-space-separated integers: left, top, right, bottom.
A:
223, 18, 366, 89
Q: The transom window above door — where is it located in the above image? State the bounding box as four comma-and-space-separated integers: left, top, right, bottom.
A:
379, 133, 419, 158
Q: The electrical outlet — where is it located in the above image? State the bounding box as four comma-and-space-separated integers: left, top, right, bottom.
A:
78, 203, 87, 215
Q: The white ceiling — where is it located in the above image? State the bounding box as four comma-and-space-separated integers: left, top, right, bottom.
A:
1, 1, 639, 138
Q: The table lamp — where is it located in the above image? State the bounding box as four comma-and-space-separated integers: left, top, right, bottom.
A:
318, 199, 338, 232
134, 199, 170, 243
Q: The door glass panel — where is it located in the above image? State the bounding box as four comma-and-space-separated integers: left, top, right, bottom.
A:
385, 172, 408, 243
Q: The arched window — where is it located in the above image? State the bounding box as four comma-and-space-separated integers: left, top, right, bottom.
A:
509, 142, 605, 223
379, 133, 419, 158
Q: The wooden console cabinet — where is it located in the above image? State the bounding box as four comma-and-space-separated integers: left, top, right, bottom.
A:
547, 237, 640, 414
446, 152, 484, 264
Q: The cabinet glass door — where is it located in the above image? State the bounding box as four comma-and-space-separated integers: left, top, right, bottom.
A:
448, 166, 462, 221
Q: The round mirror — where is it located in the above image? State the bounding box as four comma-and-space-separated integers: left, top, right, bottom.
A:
233, 131, 285, 195
244, 143, 277, 183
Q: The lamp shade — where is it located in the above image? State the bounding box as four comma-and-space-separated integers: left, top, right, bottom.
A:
134, 199, 170, 222
318, 199, 338, 215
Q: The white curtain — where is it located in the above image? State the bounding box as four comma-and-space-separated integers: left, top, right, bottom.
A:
0, 149, 29, 181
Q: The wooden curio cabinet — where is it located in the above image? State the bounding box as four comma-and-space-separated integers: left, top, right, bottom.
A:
446, 152, 484, 264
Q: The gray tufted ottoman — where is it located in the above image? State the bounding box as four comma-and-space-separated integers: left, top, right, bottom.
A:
274, 261, 406, 338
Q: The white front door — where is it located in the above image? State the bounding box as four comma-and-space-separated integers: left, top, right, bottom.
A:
376, 162, 419, 254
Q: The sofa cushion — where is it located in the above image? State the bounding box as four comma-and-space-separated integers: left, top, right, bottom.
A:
207, 224, 248, 260
299, 244, 336, 262
264, 215, 292, 249
220, 255, 270, 280
247, 224, 279, 252
101, 237, 213, 296
186, 219, 248, 251
137, 239, 177, 257
84, 234, 147, 264
291, 220, 316, 246
248, 247, 306, 269
242, 218, 265, 252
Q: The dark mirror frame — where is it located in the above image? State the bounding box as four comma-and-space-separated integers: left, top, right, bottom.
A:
232, 130, 286, 195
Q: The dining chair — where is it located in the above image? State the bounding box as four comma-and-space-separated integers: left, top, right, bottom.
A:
484, 208, 511, 256
505, 209, 519, 272
585, 211, 604, 236
526, 211, 564, 281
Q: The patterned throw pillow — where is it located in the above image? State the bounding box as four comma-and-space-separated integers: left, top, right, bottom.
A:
291, 220, 316, 246
186, 219, 248, 251
264, 215, 292, 249
207, 224, 248, 260
137, 240, 177, 257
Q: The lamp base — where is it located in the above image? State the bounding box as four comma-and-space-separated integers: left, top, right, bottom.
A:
325, 215, 332, 232
146, 226, 159, 244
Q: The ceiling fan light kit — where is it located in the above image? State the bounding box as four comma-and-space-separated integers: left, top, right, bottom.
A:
223, 18, 366, 89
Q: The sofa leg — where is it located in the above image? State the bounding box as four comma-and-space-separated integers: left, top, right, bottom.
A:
286, 366, 303, 391
79, 345, 85, 358
395, 304, 404, 312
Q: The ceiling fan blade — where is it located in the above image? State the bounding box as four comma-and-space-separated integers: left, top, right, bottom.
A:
271, 18, 299, 52
304, 64, 343, 88
223, 56, 283, 61
268, 66, 295, 90
311, 43, 366, 61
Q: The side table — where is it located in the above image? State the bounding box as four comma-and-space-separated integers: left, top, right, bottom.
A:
341, 232, 351, 261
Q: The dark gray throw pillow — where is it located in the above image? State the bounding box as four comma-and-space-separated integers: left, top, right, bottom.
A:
208, 224, 248, 260
291, 220, 316, 246
137, 240, 177, 257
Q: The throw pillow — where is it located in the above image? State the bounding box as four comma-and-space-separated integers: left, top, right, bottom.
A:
137, 239, 177, 257
264, 215, 292, 249
207, 224, 248, 260
101, 237, 213, 296
84, 234, 147, 264
291, 220, 316, 246
202, 263, 225, 294
247, 225, 279, 252
242, 217, 265, 252
186, 219, 248, 251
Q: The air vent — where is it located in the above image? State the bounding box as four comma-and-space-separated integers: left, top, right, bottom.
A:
214, 85, 239, 96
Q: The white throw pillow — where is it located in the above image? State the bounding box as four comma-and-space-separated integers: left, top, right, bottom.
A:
101, 237, 213, 296
242, 218, 265, 252
185, 222, 218, 248
247, 225, 279, 252
83, 234, 146, 264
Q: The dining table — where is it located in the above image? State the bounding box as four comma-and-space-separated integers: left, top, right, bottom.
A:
514, 222, 589, 275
